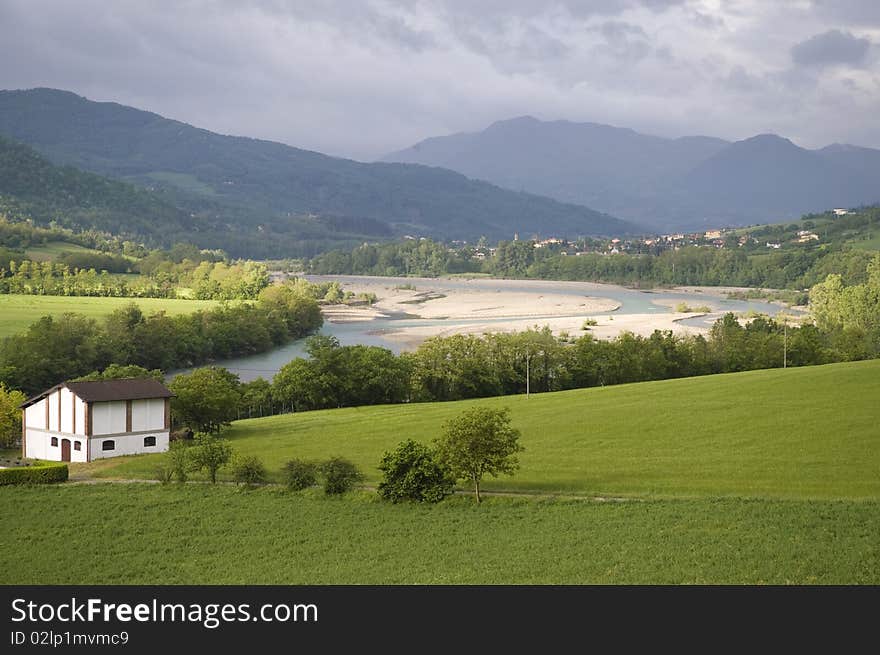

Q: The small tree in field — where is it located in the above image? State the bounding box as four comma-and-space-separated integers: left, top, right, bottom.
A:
190, 433, 233, 483
164, 440, 194, 483
318, 456, 363, 495
434, 406, 524, 503
377, 440, 454, 503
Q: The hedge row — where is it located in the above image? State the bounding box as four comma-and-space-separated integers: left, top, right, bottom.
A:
0, 462, 69, 485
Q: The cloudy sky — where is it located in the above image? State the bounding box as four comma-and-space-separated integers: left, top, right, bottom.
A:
1, 0, 878, 160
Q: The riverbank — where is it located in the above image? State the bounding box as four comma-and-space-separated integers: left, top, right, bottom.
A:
317, 275, 714, 349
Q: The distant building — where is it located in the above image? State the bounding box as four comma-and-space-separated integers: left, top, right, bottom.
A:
20, 379, 174, 462
766, 242, 782, 249
833, 209, 851, 216
797, 231, 819, 243
704, 230, 723, 239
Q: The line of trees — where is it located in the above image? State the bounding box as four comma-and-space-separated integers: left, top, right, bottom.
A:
0, 257, 271, 300
0, 281, 323, 395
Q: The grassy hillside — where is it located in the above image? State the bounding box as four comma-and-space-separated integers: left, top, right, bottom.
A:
1, 485, 876, 584
92, 360, 880, 500
0, 294, 220, 338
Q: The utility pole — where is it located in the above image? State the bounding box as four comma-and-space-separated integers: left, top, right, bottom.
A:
783, 316, 788, 369
526, 351, 530, 399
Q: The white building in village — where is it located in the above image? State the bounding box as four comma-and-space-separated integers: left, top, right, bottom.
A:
20, 378, 174, 462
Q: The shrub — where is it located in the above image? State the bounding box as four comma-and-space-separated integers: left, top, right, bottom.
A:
581, 319, 598, 330
282, 458, 317, 491
232, 455, 267, 487
166, 440, 193, 483
318, 456, 363, 495
377, 440, 454, 503
0, 462, 68, 485
154, 463, 175, 484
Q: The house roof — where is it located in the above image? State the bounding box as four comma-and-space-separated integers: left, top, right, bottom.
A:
21, 378, 174, 408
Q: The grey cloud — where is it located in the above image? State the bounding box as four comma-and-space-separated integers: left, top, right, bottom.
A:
791, 29, 872, 68
1, 0, 879, 160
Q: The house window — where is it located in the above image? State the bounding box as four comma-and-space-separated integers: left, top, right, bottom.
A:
51, 437, 58, 447
73, 441, 81, 451
144, 436, 157, 447
102, 440, 115, 451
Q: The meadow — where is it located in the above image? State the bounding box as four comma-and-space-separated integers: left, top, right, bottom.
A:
1, 484, 877, 584
0, 294, 221, 338
92, 360, 880, 501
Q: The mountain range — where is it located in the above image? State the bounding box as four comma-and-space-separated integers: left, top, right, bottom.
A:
0, 89, 630, 257
384, 116, 880, 230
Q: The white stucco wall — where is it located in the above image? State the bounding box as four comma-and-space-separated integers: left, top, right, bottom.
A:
25, 399, 47, 429
91, 400, 127, 435
74, 396, 85, 435
60, 387, 75, 434
131, 398, 165, 432
24, 430, 88, 462
90, 431, 169, 460
48, 391, 60, 432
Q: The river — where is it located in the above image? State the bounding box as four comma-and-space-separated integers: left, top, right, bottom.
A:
170, 276, 796, 382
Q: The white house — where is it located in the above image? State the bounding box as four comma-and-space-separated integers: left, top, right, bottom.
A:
20, 378, 174, 462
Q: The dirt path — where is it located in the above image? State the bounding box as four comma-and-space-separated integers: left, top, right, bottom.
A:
65, 476, 637, 502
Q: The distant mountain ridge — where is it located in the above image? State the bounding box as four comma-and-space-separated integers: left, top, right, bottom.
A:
0, 89, 633, 256
383, 116, 880, 230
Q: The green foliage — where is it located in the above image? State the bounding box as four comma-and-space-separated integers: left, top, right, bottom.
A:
272, 336, 411, 411
318, 457, 364, 495
809, 253, 880, 360
0, 461, 68, 485
231, 455, 267, 487
190, 433, 234, 484
282, 458, 318, 491
170, 370, 241, 435
73, 363, 164, 383
0, 383, 26, 449
377, 439, 454, 503
434, 406, 524, 503
164, 440, 194, 483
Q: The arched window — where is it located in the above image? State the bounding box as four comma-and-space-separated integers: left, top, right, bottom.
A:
73, 441, 81, 451
102, 440, 115, 451
51, 437, 58, 447
144, 436, 157, 447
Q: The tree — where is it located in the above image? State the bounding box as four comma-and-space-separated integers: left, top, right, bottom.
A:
190, 432, 233, 483
377, 440, 454, 503
0, 383, 27, 449
73, 363, 164, 382
169, 367, 241, 434
318, 457, 363, 495
164, 440, 194, 483
434, 406, 524, 503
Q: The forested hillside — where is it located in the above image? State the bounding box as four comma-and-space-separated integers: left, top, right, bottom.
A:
0, 89, 633, 255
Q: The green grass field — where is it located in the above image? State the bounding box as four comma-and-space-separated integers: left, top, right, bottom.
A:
23, 241, 103, 262
93, 360, 880, 501
5, 360, 878, 584
0, 294, 221, 338
1, 484, 877, 584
